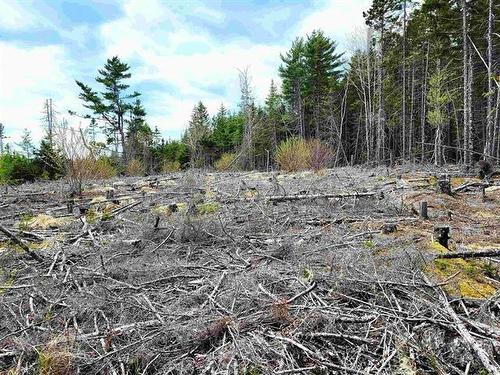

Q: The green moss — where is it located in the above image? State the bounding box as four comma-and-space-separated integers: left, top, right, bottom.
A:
363, 240, 374, 249
428, 257, 497, 298
197, 202, 220, 215
302, 267, 314, 282
429, 241, 448, 254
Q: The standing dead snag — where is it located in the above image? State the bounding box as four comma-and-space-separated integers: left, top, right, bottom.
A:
0, 223, 44, 263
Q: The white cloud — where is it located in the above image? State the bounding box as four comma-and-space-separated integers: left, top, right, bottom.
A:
296, 0, 372, 50
0, 42, 81, 145
99, 0, 283, 136
0, 0, 374, 144
0, 0, 42, 31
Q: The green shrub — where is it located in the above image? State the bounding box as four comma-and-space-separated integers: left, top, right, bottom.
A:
162, 160, 181, 173
214, 152, 238, 171
276, 137, 310, 172
0, 153, 39, 184
276, 137, 333, 172
126, 158, 145, 176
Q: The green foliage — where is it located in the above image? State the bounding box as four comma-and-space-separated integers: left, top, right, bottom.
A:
214, 152, 239, 171
155, 140, 189, 169
75, 56, 141, 162
276, 137, 311, 172
0, 153, 39, 184
279, 30, 343, 138
34, 138, 65, 180
276, 137, 333, 172
16, 129, 35, 158
184, 101, 212, 167
427, 64, 453, 129
210, 105, 244, 151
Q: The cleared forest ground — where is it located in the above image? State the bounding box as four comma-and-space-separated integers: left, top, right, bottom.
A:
1, 165, 499, 374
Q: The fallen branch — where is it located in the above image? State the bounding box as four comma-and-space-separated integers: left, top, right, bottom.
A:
267, 191, 378, 202
0, 223, 44, 263
437, 249, 500, 259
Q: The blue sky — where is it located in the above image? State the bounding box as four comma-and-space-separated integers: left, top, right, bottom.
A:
0, 0, 371, 146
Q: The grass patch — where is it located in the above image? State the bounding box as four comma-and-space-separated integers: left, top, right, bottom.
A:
37, 336, 75, 375
197, 202, 220, 215
19, 214, 72, 230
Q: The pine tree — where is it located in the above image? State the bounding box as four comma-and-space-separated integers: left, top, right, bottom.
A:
364, 0, 404, 162
17, 129, 34, 158
303, 30, 344, 139
279, 38, 307, 137
427, 61, 453, 166
185, 101, 211, 167
75, 56, 140, 164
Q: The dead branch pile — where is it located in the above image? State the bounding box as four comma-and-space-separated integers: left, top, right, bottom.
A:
1, 166, 499, 374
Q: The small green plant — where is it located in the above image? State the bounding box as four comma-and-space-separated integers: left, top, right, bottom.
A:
363, 240, 374, 249
481, 262, 497, 278
162, 160, 182, 173
302, 267, 314, 282
214, 152, 238, 171
197, 202, 220, 215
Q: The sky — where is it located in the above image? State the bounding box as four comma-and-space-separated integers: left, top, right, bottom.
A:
0, 0, 371, 147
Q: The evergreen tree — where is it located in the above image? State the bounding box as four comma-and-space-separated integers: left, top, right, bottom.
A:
279, 38, 307, 137
185, 101, 211, 167
75, 56, 140, 164
303, 30, 344, 139
35, 137, 64, 179
17, 129, 34, 158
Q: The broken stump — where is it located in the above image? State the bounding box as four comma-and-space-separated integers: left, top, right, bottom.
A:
381, 223, 397, 234
437, 175, 452, 195
420, 201, 428, 220
433, 225, 450, 249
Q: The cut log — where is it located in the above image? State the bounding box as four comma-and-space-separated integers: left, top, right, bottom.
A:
437, 175, 452, 195
267, 191, 377, 202
437, 248, 500, 259
381, 223, 397, 234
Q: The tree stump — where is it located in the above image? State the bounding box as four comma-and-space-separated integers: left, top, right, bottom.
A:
433, 225, 450, 249
437, 175, 452, 195
381, 223, 397, 234
420, 201, 428, 220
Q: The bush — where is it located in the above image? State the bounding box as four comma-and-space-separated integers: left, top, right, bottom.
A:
275, 137, 333, 172
65, 157, 117, 194
93, 158, 117, 179
162, 160, 182, 173
0, 153, 39, 184
276, 137, 311, 172
214, 152, 238, 171
307, 139, 333, 171
126, 158, 145, 176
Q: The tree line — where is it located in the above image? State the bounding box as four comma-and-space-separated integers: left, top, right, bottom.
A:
1, 0, 499, 184
181, 0, 500, 169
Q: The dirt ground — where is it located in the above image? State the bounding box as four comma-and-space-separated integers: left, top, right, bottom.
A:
1, 165, 499, 374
